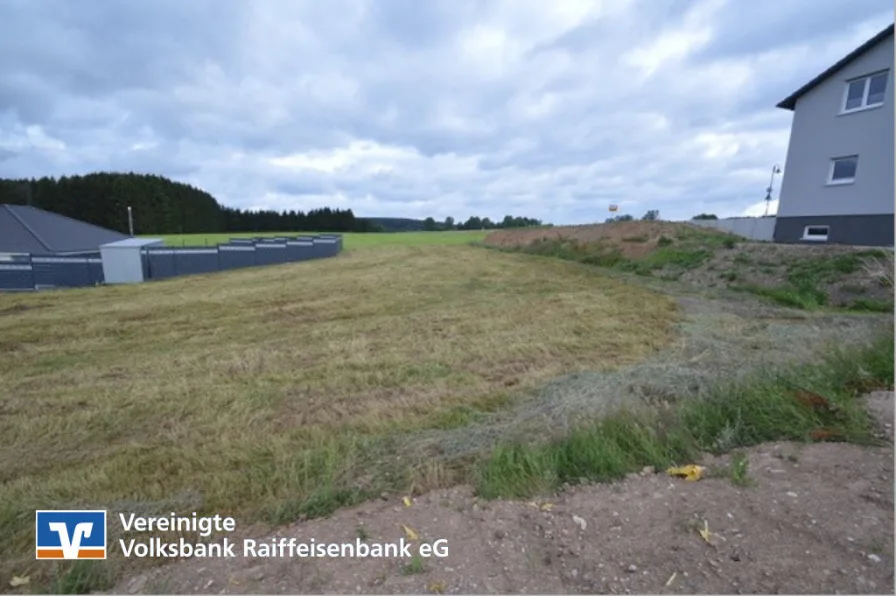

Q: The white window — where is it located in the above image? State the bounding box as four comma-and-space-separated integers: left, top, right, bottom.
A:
802, 225, 830, 242
828, 155, 858, 184
842, 71, 889, 112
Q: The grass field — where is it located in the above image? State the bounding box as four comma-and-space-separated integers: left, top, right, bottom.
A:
0, 245, 679, 585
150, 230, 490, 249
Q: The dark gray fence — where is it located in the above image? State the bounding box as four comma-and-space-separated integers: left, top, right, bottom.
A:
0, 253, 36, 291
0, 253, 104, 291
0, 234, 342, 292
219, 244, 256, 270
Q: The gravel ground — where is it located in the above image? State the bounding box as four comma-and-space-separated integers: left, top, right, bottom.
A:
109, 393, 894, 595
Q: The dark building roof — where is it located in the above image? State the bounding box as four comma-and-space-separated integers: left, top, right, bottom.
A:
777, 23, 895, 111
0, 204, 129, 254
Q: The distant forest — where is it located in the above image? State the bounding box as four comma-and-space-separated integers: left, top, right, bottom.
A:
0, 172, 545, 234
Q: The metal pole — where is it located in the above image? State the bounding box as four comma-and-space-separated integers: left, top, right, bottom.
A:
764, 165, 781, 217
127, 206, 134, 236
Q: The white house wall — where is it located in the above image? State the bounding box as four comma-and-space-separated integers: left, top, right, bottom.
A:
777, 35, 894, 219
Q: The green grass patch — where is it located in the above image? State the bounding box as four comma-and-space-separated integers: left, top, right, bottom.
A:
402, 554, 427, 575
475, 331, 893, 499
848, 298, 894, 313
728, 452, 753, 487
519, 238, 627, 267
738, 250, 893, 310
516, 236, 717, 278
618, 247, 712, 276
720, 271, 739, 282
48, 561, 112, 595
736, 283, 828, 310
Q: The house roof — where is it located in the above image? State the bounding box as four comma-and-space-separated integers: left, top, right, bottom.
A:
0, 204, 129, 254
776, 23, 895, 111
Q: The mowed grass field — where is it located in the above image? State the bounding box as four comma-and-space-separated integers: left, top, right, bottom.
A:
0, 244, 679, 583
151, 229, 490, 249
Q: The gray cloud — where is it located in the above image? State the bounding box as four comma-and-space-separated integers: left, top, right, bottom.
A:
0, 0, 891, 223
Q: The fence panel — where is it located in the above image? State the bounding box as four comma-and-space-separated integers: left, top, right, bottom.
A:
254, 243, 287, 265
690, 218, 776, 241
313, 236, 339, 258
0, 254, 34, 290
144, 249, 178, 279
30, 255, 93, 288
172, 248, 220, 276
285, 240, 314, 262
88, 257, 105, 284
219, 244, 256, 269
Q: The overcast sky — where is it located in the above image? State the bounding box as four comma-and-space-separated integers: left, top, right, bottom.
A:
0, 1, 892, 224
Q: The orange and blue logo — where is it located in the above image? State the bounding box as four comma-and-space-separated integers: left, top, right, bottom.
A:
35, 510, 107, 560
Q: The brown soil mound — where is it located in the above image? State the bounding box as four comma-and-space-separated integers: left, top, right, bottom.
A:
111, 393, 894, 595
483, 222, 731, 259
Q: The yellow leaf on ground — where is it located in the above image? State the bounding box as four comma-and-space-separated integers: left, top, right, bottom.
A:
403, 496, 413, 507
540, 503, 554, 511
666, 464, 705, 481
428, 581, 447, 594
402, 524, 419, 541
9, 576, 29, 588
697, 520, 726, 545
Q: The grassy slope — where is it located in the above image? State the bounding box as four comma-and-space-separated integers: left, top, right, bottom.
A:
487, 224, 894, 313
0, 245, 678, 585
150, 230, 490, 249
477, 333, 893, 498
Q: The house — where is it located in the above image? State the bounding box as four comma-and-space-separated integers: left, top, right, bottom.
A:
0, 204, 129, 255
774, 24, 894, 246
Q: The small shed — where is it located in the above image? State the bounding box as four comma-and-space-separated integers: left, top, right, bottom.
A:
100, 238, 163, 284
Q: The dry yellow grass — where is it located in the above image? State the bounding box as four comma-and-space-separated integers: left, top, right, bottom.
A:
0, 244, 678, 583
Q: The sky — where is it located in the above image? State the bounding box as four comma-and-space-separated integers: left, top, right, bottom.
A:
0, 1, 892, 224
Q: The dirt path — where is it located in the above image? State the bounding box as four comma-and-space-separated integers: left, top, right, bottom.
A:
110, 393, 894, 595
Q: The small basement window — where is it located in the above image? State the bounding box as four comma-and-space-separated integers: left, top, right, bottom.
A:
802, 225, 830, 242
828, 156, 858, 184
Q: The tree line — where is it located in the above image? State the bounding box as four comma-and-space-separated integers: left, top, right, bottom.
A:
422, 215, 543, 231
604, 209, 660, 223
0, 173, 375, 234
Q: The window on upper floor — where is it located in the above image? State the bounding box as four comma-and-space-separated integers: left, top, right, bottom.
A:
843, 71, 889, 112
828, 155, 858, 184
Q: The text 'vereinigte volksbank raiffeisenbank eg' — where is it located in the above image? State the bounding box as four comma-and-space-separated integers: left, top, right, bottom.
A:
117, 512, 448, 559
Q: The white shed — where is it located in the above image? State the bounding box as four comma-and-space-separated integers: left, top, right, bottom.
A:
100, 238, 163, 284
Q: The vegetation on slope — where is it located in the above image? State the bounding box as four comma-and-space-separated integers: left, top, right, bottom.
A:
484, 221, 894, 312
477, 331, 893, 498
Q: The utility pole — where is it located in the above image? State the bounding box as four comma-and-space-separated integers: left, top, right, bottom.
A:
764, 164, 782, 216
127, 206, 134, 236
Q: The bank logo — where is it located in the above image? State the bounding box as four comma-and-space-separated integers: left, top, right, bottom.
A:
35, 510, 107, 560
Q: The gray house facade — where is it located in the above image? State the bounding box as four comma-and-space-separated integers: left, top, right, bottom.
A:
774, 24, 894, 246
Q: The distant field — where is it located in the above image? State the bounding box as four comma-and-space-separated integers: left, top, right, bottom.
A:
149, 230, 490, 249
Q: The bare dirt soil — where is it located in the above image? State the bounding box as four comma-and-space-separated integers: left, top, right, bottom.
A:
110, 392, 894, 595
